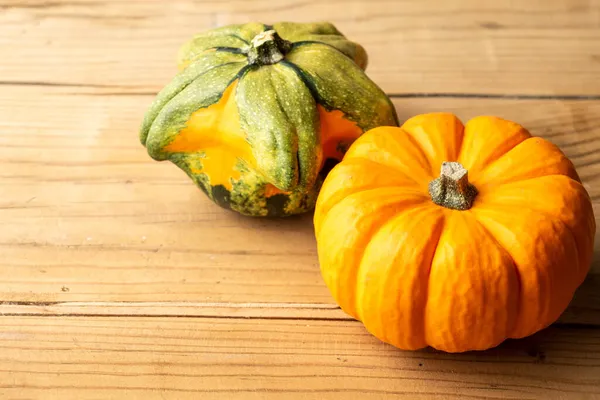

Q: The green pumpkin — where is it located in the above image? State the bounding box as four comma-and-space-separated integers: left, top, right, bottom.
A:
140, 22, 398, 217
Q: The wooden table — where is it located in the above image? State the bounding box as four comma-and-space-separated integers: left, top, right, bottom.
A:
1, 1, 599, 398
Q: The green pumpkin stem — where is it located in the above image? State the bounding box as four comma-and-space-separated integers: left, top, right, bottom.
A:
247, 30, 292, 66
428, 161, 478, 210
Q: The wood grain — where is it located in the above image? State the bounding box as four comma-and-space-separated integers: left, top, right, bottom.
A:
2, 1, 600, 396
1, 84, 598, 306
0, 0, 599, 95
0, 316, 599, 399
0, 272, 598, 327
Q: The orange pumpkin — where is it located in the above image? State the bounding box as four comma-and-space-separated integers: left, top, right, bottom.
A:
314, 112, 596, 353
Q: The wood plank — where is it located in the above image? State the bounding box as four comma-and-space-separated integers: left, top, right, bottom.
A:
0, 316, 599, 399
0, 0, 599, 94
1, 86, 599, 309
0, 272, 598, 326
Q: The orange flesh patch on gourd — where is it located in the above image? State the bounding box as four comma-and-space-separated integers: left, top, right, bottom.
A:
318, 106, 363, 164
264, 184, 285, 197
164, 91, 362, 194
164, 80, 256, 191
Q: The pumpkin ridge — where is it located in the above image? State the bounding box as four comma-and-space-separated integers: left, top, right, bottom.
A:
343, 127, 435, 183
329, 157, 424, 191
469, 212, 522, 338
321, 189, 430, 316
472, 206, 581, 338
344, 127, 435, 180
452, 122, 466, 168
401, 113, 465, 173
338, 186, 429, 207
314, 159, 425, 234
472, 138, 581, 189
421, 213, 446, 347
346, 156, 426, 188
474, 185, 588, 286
314, 182, 427, 236
320, 187, 430, 235
478, 173, 584, 194
425, 212, 523, 351
458, 117, 531, 174
355, 204, 444, 348
476, 175, 584, 216
517, 172, 583, 185
395, 127, 435, 178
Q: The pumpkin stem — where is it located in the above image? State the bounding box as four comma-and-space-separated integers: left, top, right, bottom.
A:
247, 29, 292, 66
428, 162, 478, 210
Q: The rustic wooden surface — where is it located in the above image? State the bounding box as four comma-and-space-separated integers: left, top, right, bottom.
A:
1, 0, 599, 398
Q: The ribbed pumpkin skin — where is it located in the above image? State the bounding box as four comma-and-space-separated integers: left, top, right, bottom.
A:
140, 22, 398, 217
314, 112, 596, 353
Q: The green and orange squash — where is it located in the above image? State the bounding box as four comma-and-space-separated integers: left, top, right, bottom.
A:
140, 22, 398, 216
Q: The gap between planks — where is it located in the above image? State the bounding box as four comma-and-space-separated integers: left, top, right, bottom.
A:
0, 301, 598, 329
0, 301, 349, 320
2, 80, 600, 100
